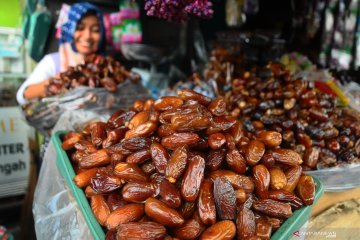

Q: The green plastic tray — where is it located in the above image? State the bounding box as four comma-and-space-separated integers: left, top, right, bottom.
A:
52, 130, 324, 240
52, 131, 105, 240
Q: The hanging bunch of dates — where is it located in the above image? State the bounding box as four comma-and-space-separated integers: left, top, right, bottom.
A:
61, 89, 316, 239
45, 55, 141, 96
225, 62, 360, 170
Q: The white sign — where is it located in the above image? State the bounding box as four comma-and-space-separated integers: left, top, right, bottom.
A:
0, 107, 31, 197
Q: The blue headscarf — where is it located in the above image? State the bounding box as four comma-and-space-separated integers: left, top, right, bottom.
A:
60, 2, 105, 54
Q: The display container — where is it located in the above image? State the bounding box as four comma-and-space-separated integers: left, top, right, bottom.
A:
305, 164, 360, 192
52, 130, 324, 240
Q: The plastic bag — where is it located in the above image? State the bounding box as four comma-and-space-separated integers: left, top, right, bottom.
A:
33, 110, 106, 240
22, 80, 150, 137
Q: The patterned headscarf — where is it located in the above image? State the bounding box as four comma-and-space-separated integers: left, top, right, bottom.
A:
60, 2, 105, 53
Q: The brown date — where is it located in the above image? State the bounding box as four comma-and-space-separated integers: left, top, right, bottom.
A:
128, 111, 150, 129
283, 166, 302, 192
179, 201, 197, 220
226, 149, 246, 174
269, 167, 287, 190
116, 222, 167, 240
208, 170, 254, 193
170, 114, 211, 132
255, 218, 272, 239
108, 137, 151, 155
114, 162, 148, 182
161, 132, 201, 150
90, 195, 110, 226
166, 145, 188, 183
143, 99, 155, 111
145, 197, 184, 227
246, 140, 265, 166
236, 207, 256, 239
295, 132, 312, 148
181, 155, 205, 202
177, 89, 212, 106
235, 188, 247, 205
229, 122, 244, 144
157, 124, 175, 137
252, 199, 292, 218
154, 96, 184, 111
150, 142, 170, 175
106, 203, 144, 230
111, 110, 136, 129
102, 126, 127, 148
107, 193, 126, 211
296, 175, 315, 205
90, 168, 122, 193
122, 181, 156, 203
303, 147, 320, 168
132, 100, 145, 112
206, 149, 226, 171
74, 140, 97, 154
268, 190, 303, 210
107, 110, 124, 128
85, 186, 98, 197
173, 219, 202, 240
208, 97, 227, 116
140, 161, 156, 176
79, 149, 110, 168
62, 133, 82, 150
91, 122, 107, 147
256, 131, 282, 148
126, 149, 151, 164
253, 164, 270, 199
200, 220, 236, 240
73, 167, 98, 188
271, 149, 303, 166
208, 133, 226, 150
159, 179, 182, 208
125, 121, 157, 139
198, 179, 216, 225
213, 177, 237, 220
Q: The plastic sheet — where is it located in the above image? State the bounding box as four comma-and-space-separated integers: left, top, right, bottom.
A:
32, 110, 106, 240
22, 80, 150, 137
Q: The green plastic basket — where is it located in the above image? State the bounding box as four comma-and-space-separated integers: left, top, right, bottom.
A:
52, 130, 324, 240
52, 131, 105, 240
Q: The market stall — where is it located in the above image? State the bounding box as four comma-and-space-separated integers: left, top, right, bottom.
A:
0, 0, 360, 239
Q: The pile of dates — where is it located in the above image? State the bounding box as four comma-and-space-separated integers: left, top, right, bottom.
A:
46, 55, 140, 96
62, 89, 316, 240
225, 63, 360, 170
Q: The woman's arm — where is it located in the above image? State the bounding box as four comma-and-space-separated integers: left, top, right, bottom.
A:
23, 79, 51, 100
17, 54, 57, 105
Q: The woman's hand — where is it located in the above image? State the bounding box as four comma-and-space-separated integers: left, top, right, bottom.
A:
23, 79, 51, 101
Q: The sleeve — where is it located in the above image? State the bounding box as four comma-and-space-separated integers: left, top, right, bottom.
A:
16, 54, 57, 105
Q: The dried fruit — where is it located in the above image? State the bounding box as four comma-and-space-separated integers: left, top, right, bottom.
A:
145, 197, 184, 227
91, 195, 110, 226
252, 199, 292, 218
198, 179, 216, 225
106, 204, 144, 230
236, 207, 256, 239
213, 177, 237, 220
296, 175, 315, 205
181, 155, 205, 202
200, 220, 236, 240
117, 222, 166, 240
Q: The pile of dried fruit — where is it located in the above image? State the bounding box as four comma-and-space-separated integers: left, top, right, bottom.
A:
144, 0, 213, 22
46, 55, 141, 96
62, 89, 316, 239
224, 63, 360, 170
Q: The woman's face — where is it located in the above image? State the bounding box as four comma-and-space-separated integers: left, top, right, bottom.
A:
74, 14, 101, 55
